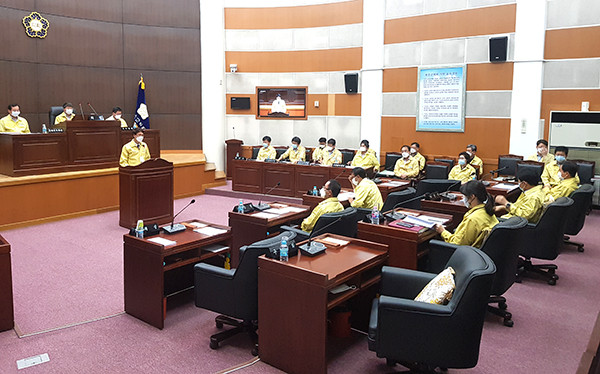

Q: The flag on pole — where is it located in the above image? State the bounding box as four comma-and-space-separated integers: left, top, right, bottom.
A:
133, 75, 149, 129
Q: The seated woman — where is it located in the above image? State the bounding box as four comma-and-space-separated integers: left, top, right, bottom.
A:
448, 152, 477, 183
434, 180, 498, 248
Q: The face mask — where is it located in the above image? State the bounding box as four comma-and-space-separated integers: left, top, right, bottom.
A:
11, 111, 20, 117
326, 146, 333, 152
115, 114, 122, 120
359, 146, 367, 152
319, 144, 325, 149
466, 151, 472, 157
555, 155, 566, 164
320, 188, 326, 198
402, 152, 409, 159
458, 159, 466, 166
65, 108, 73, 116
462, 196, 471, 209
292, 144, 298, 150
136, 136, 144, 143
262, 143, 268, 148
537, 147, 545, 155
410, 148, 417, 154
352, 177, 358, 186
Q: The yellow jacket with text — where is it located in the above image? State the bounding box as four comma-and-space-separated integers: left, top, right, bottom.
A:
280, 145, 306, 163
441, 204, 499, 248
413, 152, 426, 171
351, 178, 383, 210
527, 153, 554, 165
312, 147, 326, 163
351, 151, 380, 170
448, 164, 477, 183
54, 112, 75, 125
541, 161, 580, 189
0, 115, 30, 133
119, 139, 151, 167
256, 145, 276, 161
322, 149, 343, 166
502, 184, 546, 223
544, 177, 579, 205
300, 197, 344, 232
394, 157, 419, 178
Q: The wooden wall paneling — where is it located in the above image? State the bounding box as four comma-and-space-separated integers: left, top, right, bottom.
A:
382, 67, 418, 92
123, 25, 201, 71
0, 1, 35, 11
36, 0, 123, 23
333, 93, 362, 116
0, 7, 39, 63
545, 26, 600, 60
123, 0, 200, 28
0, 61, 39, 114
149, 114, 202, 150
466, 63, 514, 91
540, 89, 600, 139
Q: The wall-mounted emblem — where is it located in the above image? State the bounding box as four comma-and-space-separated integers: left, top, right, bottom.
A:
23, 12, 49, 39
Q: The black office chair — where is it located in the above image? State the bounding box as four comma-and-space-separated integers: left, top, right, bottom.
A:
340, 149, 356, 165
572, 160, 595, 185
404, 179, 461, 210
275, 147, 287, 159
383, 152, 402, 171
516, 197, 573, 285
497, 154, 523, 178
381, 187, 416, 213
368, 246, 496, 371
425, 163, 449, 179
428, 217, 528, 327
563, 184, 595, 252
194, 231, 296, 353
434, 157, 455, 168
251, 146, 260, 159
49, 106, 64, 126
280, 207, 358, 242
516, 161, 544, 179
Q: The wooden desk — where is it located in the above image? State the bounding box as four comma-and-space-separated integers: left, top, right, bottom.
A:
228, 202, 310, 266
0, 235, 13, 332
258, 234, 388, 374
484, 180, 521, 201
123, 220, 231, 329
357, 209, 452, 270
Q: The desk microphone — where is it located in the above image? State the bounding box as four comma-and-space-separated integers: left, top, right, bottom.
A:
163, 199, 196, 234
299, 216, 343, 256
385, 193, 429, 221
479, 166, 508, 186
254, 182, 281, 211
87, 102, 104, 120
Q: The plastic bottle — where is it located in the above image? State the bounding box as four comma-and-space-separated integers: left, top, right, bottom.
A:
280, 236, 288, 262
42, 124, 47, 134
312, 186, 318, 196
135, 219, 144, 239
238, 200, 244, 214
371, 206, 380, 225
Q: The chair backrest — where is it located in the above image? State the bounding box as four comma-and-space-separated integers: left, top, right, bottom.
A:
251, 146, 260, 159
381, 187, 416, 212
425, 162, 449, 179
571, 160, 595, 185
497, 154, 523, 177
311, 207, 358, 238
339, 149, 355, 165
434, 157, 455, 168
516, 160, 544, 179
519, 197, 573, 260
384, 152, 402, 171
275, 147, 287, 158
415, 179, 460, 195
564, 184, 595, 235
479, 217, 528, 295
306, 148, 313, 162
49, 106, 63, 126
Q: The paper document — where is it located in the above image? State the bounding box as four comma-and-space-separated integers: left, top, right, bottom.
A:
417, 215, 448, 225
148, 237, 177, 246
378, 170, 394, 177
194, 227, 227, 236
187, 222, 207, 228
493, 183, 517, 190
319, 237, 350, 246
280, 206, 306, 213
252, 212, 279, 219
380, 181, 406, 187
337, 192, 355, 201
264, 208, 286, 215
402, 215, 437, 229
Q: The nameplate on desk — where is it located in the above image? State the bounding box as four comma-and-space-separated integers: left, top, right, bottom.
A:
265, 158, 277, 163
332, 163, 346, 168
317, 236, 349, 247
296, 161, 310, 165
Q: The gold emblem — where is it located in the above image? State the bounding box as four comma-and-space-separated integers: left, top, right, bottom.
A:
23, 12, 49, 39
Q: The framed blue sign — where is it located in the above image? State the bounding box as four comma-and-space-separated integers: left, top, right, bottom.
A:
416, 66, 466, 132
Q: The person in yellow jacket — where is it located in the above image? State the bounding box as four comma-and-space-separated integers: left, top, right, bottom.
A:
527, 139, 554, 165
321, 138, 343, 166
300, 180, 344, 232
495, 169, 546, 223
54, 102, 76, 125
348, 167, 383, 210
467, 144, 483, 169
0, 104, 30, 133
394, 145, 419, 179
277, 136, 306, 163
119, 129, 151, 167
448, 152, 477, 183
410, 142, 426, 171
544, 161, 579, 205
312, 137, 327, 163
256, 135, 276, 161
106, 106, 128, 128
434, 180, 498, 248
541, 146, 579, 189
351, 139, 380, 171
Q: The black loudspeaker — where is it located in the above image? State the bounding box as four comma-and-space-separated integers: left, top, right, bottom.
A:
489, 36, 508, 62
231, 97, 251, 110
344, 73, 358, 94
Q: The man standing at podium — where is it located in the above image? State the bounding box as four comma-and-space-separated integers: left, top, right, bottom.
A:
54, 102, 76, 125
0, 104, 30, 133
120, 129, 151, 167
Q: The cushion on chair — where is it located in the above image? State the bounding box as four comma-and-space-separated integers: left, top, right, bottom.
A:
415, 267, 456, 305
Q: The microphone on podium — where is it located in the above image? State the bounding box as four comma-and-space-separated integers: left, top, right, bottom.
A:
87, 102, 104, 120
163, 199, 196, 234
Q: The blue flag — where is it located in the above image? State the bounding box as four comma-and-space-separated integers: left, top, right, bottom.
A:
133, 76, 149, 129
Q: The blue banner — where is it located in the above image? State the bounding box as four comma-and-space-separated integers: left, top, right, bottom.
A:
133, 76, 149, 129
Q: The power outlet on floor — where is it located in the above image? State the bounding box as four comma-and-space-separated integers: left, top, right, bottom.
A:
16, 353, 50, 370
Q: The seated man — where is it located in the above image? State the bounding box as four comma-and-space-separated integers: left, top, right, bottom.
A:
393, 145, 419, 179
348, 167, 383, 210
106, 106, 128, 127
527, 139, 554, 165
466, 144, 483, 169
321, 138, 342, 166
544, 161, 579, 205
0, 104, 30, 133
119, 128, 151, 167
312, 137, 327, 163
300, 180, 344, 232
541, 146, 579, 189
350, 139, 380, 171
410, 142, 426, 172
494, 169, 546, 223
256, 135, 276, 161
54, 102, 76, 125
448, 152, 477, 183
277, 136, 306, 163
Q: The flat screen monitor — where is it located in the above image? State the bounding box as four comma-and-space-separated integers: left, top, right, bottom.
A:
256, 87, 307, 120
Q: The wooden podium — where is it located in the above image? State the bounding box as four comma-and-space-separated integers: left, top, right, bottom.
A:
119, 158, 174, 228
225, 139, 243, 179
0, 234, 13, 332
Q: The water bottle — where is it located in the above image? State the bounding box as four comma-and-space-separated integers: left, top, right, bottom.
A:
237, 200, 244, 214
42, 124, 47, 134
135, 219, 144, 239
280, 236, 288, 262
371, 206, 380, 225
312, 186, 318, 196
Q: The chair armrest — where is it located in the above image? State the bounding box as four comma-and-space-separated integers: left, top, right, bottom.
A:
280, 225, 310, 242
378, 295, 452, 316
381, 266, 435, 299
194, 263, 235, 279
427, 239, 459, 273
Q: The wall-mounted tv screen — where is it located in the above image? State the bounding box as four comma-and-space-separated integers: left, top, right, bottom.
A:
256, 87, 307, 120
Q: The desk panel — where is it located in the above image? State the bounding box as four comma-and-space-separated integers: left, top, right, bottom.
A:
294, 164, 330, 197
232, 159, 263, 193
263, 163, 295, 197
